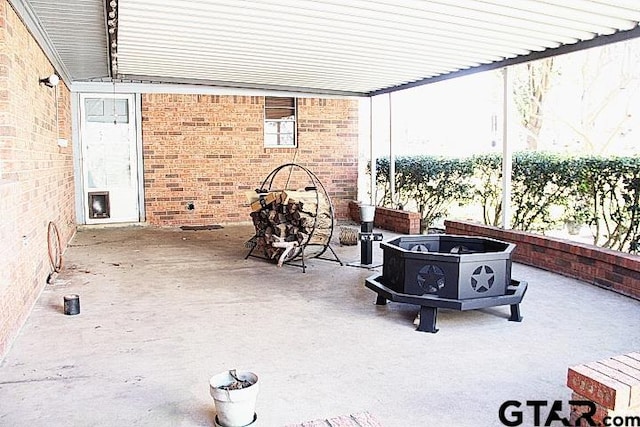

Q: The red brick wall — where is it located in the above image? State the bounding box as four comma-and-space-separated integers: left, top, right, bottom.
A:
348, 201, 421, 234
0, 0, 75, 359
141, 94, 358, 226
445, 220, 640, 300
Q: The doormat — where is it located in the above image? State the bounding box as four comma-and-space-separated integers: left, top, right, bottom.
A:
284, 411, 383, 427
179, 225, 224, 231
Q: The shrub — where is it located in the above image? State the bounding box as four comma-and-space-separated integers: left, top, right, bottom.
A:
573, 156, 640, 253
373, 152, 640, 254
376, 156, 474, 232
510, 152, 576, 232
469, 153, 503, 226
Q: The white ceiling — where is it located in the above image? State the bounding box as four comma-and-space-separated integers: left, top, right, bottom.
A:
18, 0, 640, 96
26, 0, 108, 80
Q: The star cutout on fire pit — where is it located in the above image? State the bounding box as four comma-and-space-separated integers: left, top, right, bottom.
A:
471, 265, 495, 293
417, 264, 445, 294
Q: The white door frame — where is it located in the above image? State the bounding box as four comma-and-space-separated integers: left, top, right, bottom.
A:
76, 92, 144, 224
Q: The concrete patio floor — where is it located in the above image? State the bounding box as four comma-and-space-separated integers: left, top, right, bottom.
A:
1, 225, 639, 427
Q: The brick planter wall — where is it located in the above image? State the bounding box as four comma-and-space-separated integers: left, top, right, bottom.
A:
445, 220, 640, 300
141, 95, 358, 226
348, 201, 421, 234
0, 0, 76, 359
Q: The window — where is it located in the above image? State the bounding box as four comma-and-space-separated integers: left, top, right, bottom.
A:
264, 97, 296, 147
85, 98, 129, 123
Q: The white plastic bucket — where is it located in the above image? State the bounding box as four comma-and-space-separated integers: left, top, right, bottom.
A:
360, 204, 376, 222
209, 371, 259, 427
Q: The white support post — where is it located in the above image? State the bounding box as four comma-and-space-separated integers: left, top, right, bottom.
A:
501, 67, 512, 230
389, 92, 395, 206
369, 97, 376, 206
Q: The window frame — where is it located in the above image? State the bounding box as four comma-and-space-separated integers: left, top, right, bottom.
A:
264, 96, 297, 148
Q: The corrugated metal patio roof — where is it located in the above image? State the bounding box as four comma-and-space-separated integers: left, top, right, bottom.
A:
15, 0, 640, 95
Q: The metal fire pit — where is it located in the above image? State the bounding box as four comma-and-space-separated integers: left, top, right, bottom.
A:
365, 234, 527, 333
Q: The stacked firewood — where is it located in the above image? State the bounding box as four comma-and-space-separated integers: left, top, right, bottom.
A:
249, 190, 332, 264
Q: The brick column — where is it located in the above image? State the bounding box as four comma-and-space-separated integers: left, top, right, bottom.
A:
567, 352, 640, 426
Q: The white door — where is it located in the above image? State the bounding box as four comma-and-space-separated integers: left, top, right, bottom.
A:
80, 94, 140, 224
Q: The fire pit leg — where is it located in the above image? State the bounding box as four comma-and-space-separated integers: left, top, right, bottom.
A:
509, 303, 523, 322
375, 295, 387, 305
416, 306, 439, 333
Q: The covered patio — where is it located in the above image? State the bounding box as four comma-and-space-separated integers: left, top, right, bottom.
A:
2, 0, 640, 426
0, 225, 638, 426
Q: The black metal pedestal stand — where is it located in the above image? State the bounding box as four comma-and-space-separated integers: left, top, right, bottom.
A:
347, 218, 383, 269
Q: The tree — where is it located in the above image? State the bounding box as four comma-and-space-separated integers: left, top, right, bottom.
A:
512, 58, 556, 150
543, 40, 640, 155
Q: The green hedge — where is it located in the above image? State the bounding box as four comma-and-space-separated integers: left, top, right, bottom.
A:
375, 153, 640, 254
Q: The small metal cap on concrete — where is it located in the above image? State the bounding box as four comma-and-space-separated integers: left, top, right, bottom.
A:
63, 294, 80, 315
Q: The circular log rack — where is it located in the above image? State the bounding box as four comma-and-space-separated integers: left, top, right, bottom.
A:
245, 163, 343, 272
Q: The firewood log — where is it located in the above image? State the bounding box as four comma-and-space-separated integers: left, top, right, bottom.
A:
249, 187, 334, 262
